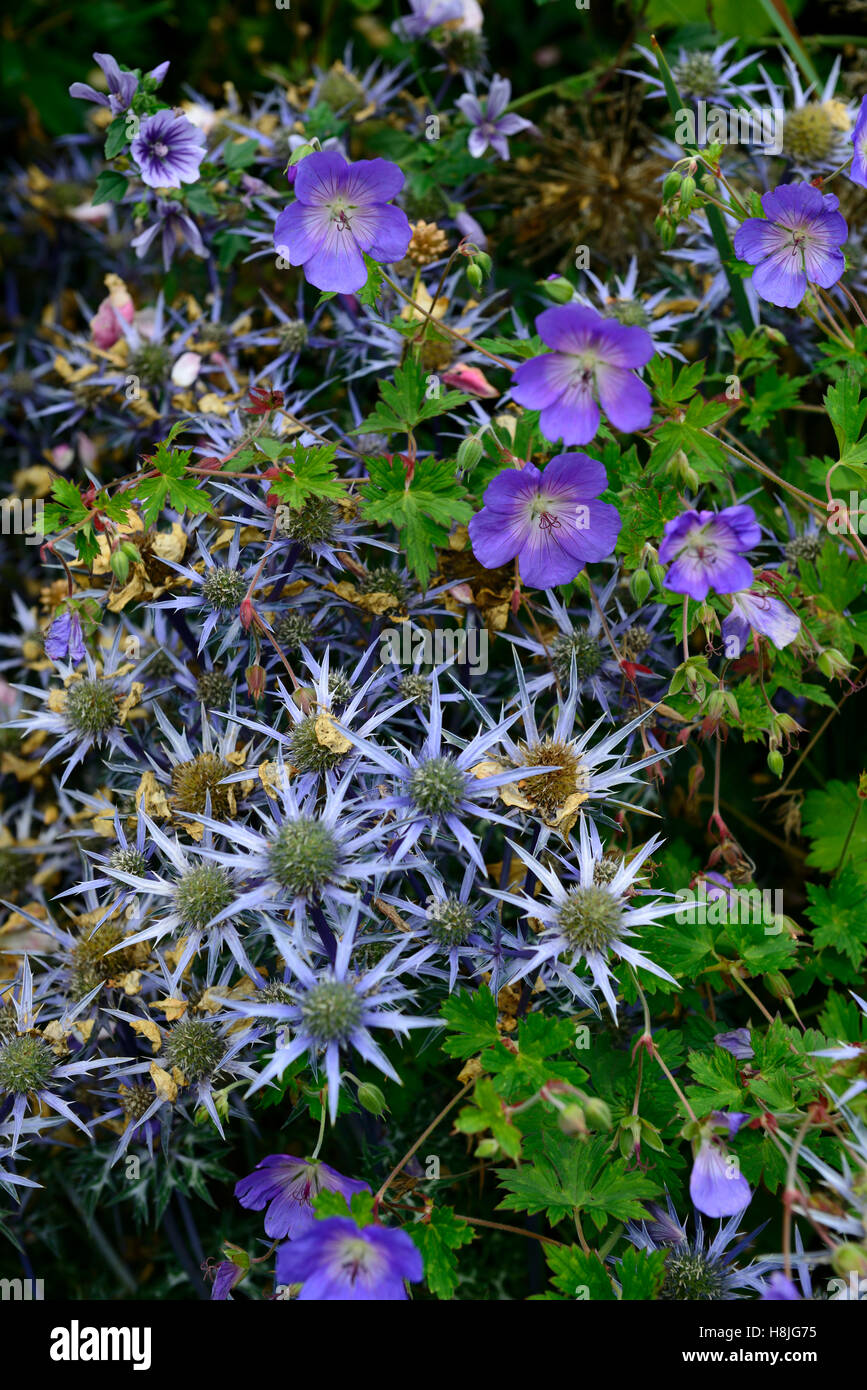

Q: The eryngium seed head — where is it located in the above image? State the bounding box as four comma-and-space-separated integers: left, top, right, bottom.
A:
557, 885, 622, 954
299, 980, 363, 1043
65, 678, 119, 736
174, 864, 234, 930
201, 567, 247, 611
273, 612, 315, 651
426, 895, 475, 945
196, 670, 234, 707
358, 567, 408, 602
673, 52, 720, 100
328, 669, 354, 705
276, 496, 339, 549
399, 673, 431, 706
785, 533, 823, 565
0, 1035, 56, 1094
268, 818, 340, 895
171, 752, 233, 817
165, 1018, 224, 1079
0, 847, 36, 896
604, 298, 650, 329
618, 624, 652, 663
110, 846, 149, 877
279, 319, 308, 352
120, 1082, 156, 1121
660, 1252, 725, 1301
784, 104, 837, 164
0, 1005, 18, 1044
129, 343, 171, 390
551, 631, 604, 682
519, 738, 584, 818
70, 920, 130, 998
288, 716, 346, 774
409, 756, 466, 816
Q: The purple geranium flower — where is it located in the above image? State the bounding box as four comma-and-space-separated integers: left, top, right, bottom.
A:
274, 151, 412, 294
131, 109, 206, 189
210, 1260, 245, 1301
761, 1272, 802, 1300
276, 1217, 423, 1300
69, 53, 168, 113
235, 1155, 371, 1240
714, 1028, 754, 1061
659, 506, 760, 600
44, 610, 86, 665
851, 96, 867, 188
512, 305, 654, 445
457, 75, 531, 160
690, 1134, 752, 1218
733, 183, 847, 309
722, 588, 801, 655
468, 453, 621, 587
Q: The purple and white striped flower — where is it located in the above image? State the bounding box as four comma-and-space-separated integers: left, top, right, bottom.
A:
131, 109, 206, 189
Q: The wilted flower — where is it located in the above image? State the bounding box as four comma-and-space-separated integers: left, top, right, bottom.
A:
722, 588, 801, 654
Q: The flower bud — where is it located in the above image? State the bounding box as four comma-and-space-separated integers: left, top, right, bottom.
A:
832, 1244, 867, 1279
764, 971, 793, 1000
287, 142, 316, 166
474, 1138, 499, 1159
539, 275, 574, 304
357, 1081, 389, 1117
662, 170, 682, 201
245, 664, 266, 701
649, 561, 666, 591
473, 251, 492, 276
466, 263, 484, 290
109, 549, 130, 584
557, 1103, 587, 1136
456, 435, 484, 474
679, 175, 696, 204
583, 1097, 613, 1131
630, 569, 652, 605
817, 648, 851, 679
767, 749, 784, 777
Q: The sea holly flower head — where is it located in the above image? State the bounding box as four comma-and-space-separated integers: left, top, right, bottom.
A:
130, 109, 206, 189
659, 505, 760, 601
511, 305, 654, 445
468, 452, 621, 587
275, 1216, 423, 1300
732, 183, 847, 309
457, 74, 531, 160
274, 151, 412, 294
849, 95, 867, 189
236, 1155, 371, 1239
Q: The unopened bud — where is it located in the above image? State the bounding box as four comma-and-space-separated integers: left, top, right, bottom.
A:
662, 170, 682, 201
475, 1138, 499, 1159
109, 550, 130, 584
466, 263, 483, 291
817, 648, 850, 679
649, 562, 666, 592
832, 1244, 867, 1279
357, 1082, 389, 1117
456, 435, 483, 474
557, 1103, 587, 1136
630, 569, 652, 605
767, 749, 784, 777
539, 275, 574, 304
583, 1097, 613, 1131
245, 664, 266, 701
765, 971, 793, 1000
